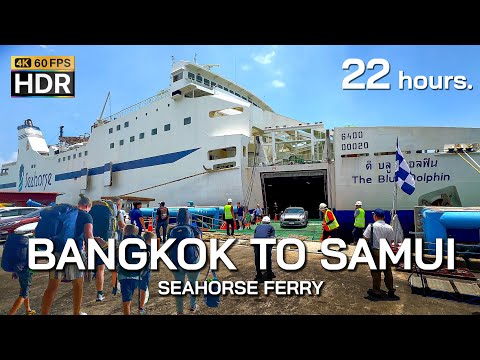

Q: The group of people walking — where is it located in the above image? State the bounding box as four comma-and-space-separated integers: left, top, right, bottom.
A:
318, 200, 398, 300
7, 195, 399, 315
7, 195, 206, 315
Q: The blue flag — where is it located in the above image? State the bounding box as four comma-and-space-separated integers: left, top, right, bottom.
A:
395, 138, 415, 195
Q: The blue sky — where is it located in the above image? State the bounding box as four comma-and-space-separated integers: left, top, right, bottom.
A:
1, 45, 480, 164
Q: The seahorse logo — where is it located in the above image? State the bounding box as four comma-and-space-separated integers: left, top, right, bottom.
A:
18, 164, 24, 191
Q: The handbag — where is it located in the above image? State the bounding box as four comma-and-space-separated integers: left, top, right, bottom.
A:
203, 268, 221, 308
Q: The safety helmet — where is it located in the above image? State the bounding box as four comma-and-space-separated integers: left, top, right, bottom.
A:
227, 198, 232, 203
262, 216, 271, 223
355, 201, 362, 206
319, 203, 327, 210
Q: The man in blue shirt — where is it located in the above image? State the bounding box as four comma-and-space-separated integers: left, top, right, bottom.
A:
253, 216, 276, 282
129, 202, 145, 236
236, 201, 244, 230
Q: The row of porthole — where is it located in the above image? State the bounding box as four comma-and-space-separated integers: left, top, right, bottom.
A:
58, 151, 88, 162
108, 115, 191, 134
108, 123, 176, 149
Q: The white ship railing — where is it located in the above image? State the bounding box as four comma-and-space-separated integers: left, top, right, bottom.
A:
102, 88, 170, 122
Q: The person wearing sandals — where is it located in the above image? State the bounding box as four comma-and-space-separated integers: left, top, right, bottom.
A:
8, 268, 36, 315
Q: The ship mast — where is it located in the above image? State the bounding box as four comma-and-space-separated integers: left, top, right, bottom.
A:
97, 91, 111, 124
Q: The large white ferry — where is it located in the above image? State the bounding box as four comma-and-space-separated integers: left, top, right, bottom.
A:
1, 60, 480, 237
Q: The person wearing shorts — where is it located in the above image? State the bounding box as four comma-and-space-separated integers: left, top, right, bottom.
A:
138, 231, 153, 315
8, 268, 35, 315
118, 224, 145, 315
41, 195, 93, 315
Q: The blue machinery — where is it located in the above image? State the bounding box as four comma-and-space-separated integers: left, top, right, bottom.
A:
422, 207, 480, 254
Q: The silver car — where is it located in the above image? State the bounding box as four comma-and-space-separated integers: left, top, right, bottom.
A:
280, 207, 308, 228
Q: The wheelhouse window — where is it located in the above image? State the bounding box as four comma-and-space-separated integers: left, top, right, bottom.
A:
204, 79, 210, 87
164, 124, 171, 131
196, 74, 202, 83
173, 72, 183, 82
187, 72, 195, 80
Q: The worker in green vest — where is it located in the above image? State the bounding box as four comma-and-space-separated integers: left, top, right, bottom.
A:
352, 200, 365, 245
224, 198, 235, 236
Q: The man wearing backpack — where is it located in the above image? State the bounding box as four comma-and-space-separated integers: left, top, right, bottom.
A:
155, 201, 169, 244
111, 197, 126, 296
253, 216, 276, 283
118, 224, 148, 315
41, 195, 93, 315
167, 207, 202, 315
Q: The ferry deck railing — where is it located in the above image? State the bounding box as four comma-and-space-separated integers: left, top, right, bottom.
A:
102, 89, 170, 123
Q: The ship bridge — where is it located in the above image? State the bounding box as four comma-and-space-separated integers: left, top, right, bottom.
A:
169, 61, 273, 111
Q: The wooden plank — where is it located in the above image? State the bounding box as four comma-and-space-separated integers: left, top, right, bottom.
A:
453, 282, 480, 296
425, 278, 455, 293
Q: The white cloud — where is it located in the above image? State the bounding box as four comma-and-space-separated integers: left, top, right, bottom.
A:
0, 152, 18, 165
39, 45, 48, 49
275, 69, 283, 76
241, 64, 251, 71
272, 80, 286, 88
253, 51, 276, 65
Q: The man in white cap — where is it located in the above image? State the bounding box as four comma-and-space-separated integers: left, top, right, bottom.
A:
352, 200, 365, 245
319, 203, 339, 241
224, 198, 235, 236
253, 216, 276, 282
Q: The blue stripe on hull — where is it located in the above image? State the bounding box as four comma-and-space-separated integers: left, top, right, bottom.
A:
55, 148, 200, 182
55, 168, 88, 181
112, 148, 199, 172
0, 182, 17, 189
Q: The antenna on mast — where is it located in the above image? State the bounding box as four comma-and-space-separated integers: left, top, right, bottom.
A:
194, 53, 197, 64
171, 55, 175, 65
97, 91, 111, 124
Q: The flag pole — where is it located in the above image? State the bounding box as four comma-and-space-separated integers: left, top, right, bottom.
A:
393, 182, 398, 215
393, 137, 398, 217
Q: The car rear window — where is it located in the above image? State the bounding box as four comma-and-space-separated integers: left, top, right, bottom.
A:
285, 208, 304, 214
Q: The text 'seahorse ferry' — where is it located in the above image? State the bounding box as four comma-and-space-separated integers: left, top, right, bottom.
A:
1, 60, 480, 237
